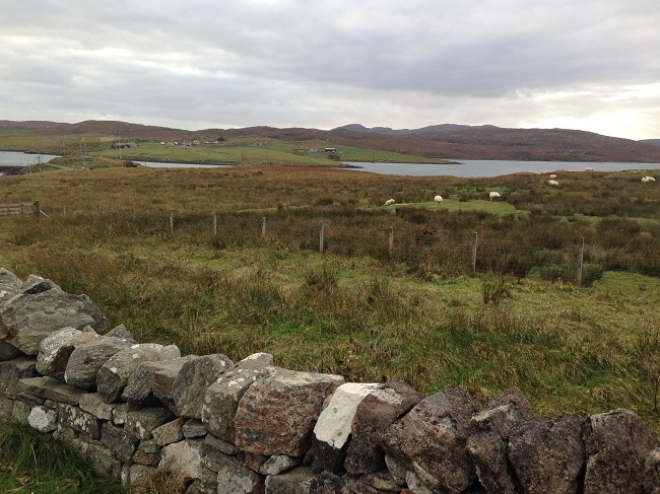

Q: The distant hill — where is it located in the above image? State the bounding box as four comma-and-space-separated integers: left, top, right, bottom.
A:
1, 120, 660, 163
333, 123, 498, 135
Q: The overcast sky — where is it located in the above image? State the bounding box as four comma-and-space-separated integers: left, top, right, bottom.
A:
2, 0, 659, 140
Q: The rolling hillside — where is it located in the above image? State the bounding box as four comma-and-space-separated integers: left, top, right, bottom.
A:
1, 120, 660, 162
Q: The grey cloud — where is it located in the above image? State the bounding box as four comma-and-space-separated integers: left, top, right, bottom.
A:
1, 0, 659, 138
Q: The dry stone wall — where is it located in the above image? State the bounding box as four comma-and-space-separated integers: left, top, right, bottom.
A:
1, 267, 659, 494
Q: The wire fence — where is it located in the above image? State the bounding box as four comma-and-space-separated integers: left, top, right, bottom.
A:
13, 203, 660, 285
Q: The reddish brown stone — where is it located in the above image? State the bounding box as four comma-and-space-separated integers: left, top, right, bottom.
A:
234, 366, 344, 457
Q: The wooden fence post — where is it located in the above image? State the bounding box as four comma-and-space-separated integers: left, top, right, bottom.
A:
472, 232, 478, 272
262, 216, 266, 239
577, 237, 585, 285
62, 204, 66, 218
170, 210, 174, 234
97, 205, 101, 215
34, 201, 41, 218
389, 226, 394, 254
319, 222, 325, 254
213, 212, 217, 235
132, 207, 136, 222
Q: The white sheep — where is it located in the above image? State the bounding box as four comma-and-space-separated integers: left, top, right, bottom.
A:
383, 199, 396, 206
489, 191, 501, 201
549, 174, 557, 179
548, 180, 559, 186
434, 195, 443, 204
642, 176, 656, 183
585, 167, 594, 172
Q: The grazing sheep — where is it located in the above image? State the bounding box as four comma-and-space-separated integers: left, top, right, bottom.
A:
434, 195, 443, 204
585, 167, 594, 172
548, 180, 559, 186
383, 199, 396, 206
642, 176, 656, 183
549, 174, 557, 179
489, 191, 501, 201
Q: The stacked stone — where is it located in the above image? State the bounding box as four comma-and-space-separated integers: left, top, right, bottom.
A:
2, 267, 660, 494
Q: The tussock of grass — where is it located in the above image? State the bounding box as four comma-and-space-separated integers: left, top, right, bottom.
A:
0, 421, 124, 493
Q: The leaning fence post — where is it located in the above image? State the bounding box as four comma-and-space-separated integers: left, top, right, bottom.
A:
577, 237, 585, 285
34, 201, 41, 218
320, 222, 325, 254
170, 210, 174, 234
389, 226, 394, 254
472, 232, 478, 272
213, 212, 217, 235
262, 216, 266, 239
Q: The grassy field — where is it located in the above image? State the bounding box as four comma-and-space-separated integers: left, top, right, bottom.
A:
1, 130, 448, 166
1, 164, 660, 489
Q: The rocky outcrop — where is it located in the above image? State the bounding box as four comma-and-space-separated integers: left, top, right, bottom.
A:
97, 343, 181, 403
0, 279, 108, 355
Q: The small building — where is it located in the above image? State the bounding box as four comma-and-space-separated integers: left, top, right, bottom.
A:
115, 141, 138, 149
324, 147, 337, 153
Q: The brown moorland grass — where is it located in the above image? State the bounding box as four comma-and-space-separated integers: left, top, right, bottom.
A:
1, 165, 660, 437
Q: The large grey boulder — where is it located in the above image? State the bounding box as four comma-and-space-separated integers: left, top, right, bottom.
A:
36, 327, 81, 377
79, 392, 123, 420
0, 340, 23, 360
234, 366, 344, 457
36, 327, 101, 381
382, 387, 479, 494
57, 403, 102, 439
0, 356, 35, 399
0, 281, 108, 355
64, 337, 133, 389
312, 382, 380, 473
16, 376, 85, 405
344, 380, 423, 474
125, 406, 175, 440
101, 422, 140, 463
214, 453, 264, 494
97, 343, 181, 403
123, 356, 196, 406
158, 438, 205, 480
467, 387, 534, 494
201, 353, 274, 443
644, 447, 660, 494
507, 414, 587, 494
171, 353, 234, 419
265, 466, 317, 494
583, 409, 658, 494
104, 324, 136, 343
0, 268, 22, 300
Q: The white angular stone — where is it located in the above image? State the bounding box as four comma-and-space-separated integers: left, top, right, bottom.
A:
28, 405, 58, 432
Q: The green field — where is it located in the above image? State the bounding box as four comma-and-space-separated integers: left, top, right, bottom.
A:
0, 130, 448, 166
